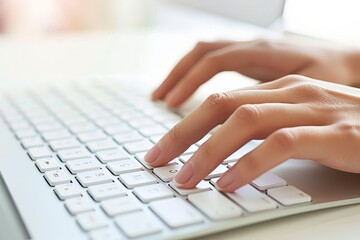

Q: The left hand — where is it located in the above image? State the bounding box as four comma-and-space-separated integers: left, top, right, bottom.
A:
145, 75, 360, 192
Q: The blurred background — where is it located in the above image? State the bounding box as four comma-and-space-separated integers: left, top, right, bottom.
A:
0, 0, 359, 89
1, 0, 359, 42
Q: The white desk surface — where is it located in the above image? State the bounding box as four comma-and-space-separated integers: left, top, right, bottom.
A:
0, 3, 359, 240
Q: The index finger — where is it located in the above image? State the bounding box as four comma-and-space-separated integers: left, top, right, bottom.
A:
152, 41, 234, 100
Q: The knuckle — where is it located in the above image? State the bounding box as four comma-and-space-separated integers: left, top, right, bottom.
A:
276, 74, 305, 86
202, 52, 221, 69
234, 104, 261, 123
204, 92, 231, 111
168, 124, 183, 143
194, 41, 211, 53
199, 141, 214, 159
336, 122, 360, 139
271, 128, 297, 150
241, 155, 260, 177
294, 82, 325, 100
253, 38, 273, 48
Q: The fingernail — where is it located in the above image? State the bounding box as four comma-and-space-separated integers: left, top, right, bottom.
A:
144, 145, 161, 163
216, 171, 234, 190
171, 178, 183, 188
175, 162, 194, 184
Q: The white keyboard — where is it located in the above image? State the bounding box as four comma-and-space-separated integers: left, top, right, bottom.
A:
0, 81, 312, 240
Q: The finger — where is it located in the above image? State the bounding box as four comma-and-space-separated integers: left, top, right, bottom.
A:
152, 41, 235, 100
164, 41, 315, 106
163, 46, 238, 107
216, 125, 336, 192
173, 103, 327, 189
145, 88, 301, 167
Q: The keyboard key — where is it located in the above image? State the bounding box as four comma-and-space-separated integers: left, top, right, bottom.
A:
117, 111, 143, 121
133, 184, 174, 202
103, 124, 132, 135
28, 147, 52, 160
115, 211, 162, 238
94, 117, 121, 127
50, 138, 81, 151
35, 122, 63, 133
76, 211, 107, 231
251, 173, 287, 190
153, 164, 183, 182
123, 140, 154, 154
86, 111, 112, 121
169, 180, 211, 196
88, 182, 126, 201
15, 129, 37, 139
128, 118, 156, 128
227, 185, 278, 212
54, 183, 82, 200
87, 139, 118, 152
267, 185, 312, 206
107, 159, 143, 175
61, 115, 88, 126
179, 154, 192, 163
119, 171, 157, 188
96, 149, 130, 163
58, 148, 91, 162
77, 131, 107, 143
101, 196, 141, 217
188, 191, 243, 220
65, 197, 94, 215
150, 198, 203, 228
66, 158, 101, 174
113, 131, 144, 144
44, 169, 71, 186
35, 157, 60, 172
151, 112, 181, 122
138, 125, 167, 137
142, 106, 166, 116
162, 120, 179, 129
89, 228, 121, 240
149, 135, 163, 144
22, 137, 44, 149
42, 130, 72, 141
223, 141, 258, 163
9, 120, 30, 130
183, 145, 198, 155
30, 115, 56, 125
69, 122, 97, 134
77, 169, 113, 187
204, 165, 228, 180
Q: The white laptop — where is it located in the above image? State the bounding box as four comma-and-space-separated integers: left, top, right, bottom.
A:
0, 76, 360, 240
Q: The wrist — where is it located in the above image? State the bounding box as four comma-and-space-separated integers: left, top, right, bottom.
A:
345, 50, 360, 87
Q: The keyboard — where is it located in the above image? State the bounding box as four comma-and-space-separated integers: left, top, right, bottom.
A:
0, 80, 312, 240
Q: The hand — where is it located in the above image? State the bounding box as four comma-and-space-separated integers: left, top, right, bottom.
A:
152, 39, 360, 107
145, 75, 360, 192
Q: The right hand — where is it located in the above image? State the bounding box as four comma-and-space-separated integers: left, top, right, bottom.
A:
146, 75, 360, 192
152, 39, 358, 107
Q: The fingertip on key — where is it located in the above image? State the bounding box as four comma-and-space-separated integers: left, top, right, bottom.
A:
144, 145, 161, 164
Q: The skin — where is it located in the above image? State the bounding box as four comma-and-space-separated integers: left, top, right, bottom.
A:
145, 39, 360, 192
